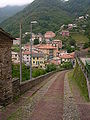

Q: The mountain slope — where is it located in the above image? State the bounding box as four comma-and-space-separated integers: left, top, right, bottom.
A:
0, 0, 73, 37
0, 5, 26, 23
65, 0, 90, 16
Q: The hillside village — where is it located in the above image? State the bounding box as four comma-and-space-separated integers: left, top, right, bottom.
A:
12, 31, 75, 68
0, 0, 90, 119
12, 13, 90, 70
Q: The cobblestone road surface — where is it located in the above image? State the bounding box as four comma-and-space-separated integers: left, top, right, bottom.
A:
63, 73, 80, 120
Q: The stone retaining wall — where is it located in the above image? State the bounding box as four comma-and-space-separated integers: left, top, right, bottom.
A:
12, 72, 55, 99
12, 78, 20, 100
76, 58, 90, 100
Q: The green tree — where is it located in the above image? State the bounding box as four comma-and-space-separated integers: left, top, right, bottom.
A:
34, 39, 39, 45
46, 64, 57, 73
60, 62, 73, 69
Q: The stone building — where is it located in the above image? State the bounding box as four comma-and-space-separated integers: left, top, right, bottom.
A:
0, 28, 14, 106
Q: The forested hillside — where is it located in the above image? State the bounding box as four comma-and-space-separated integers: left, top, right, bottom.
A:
0, 0, 73, 37
65, 0, 90, 16
0, 5, 26, 23
0, 0, 90, 37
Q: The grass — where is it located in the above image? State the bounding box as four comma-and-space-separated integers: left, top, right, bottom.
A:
68, 62, 89, 101
71, 33, 89, 44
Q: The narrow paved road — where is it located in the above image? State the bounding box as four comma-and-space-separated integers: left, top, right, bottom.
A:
1, 71, 65, 120
30, 71, 65, 120
1, 70, 90, 120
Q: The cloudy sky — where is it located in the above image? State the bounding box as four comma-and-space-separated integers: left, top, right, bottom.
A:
0, 0, 34, 8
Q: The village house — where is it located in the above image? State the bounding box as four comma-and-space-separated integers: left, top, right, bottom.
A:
52, 39, 62, 50
37, 33, 43, 43
23, 44, 37, 51
79, 16, 84, 20
59, 52, 75, 63
61, 30, 70, 37
68, 24, 73, 29
31, 33, 43, 43
48, 57, 61, 65
23, 51, 45, 68
56, 50, 67, 57
12, 51, 20, 64
44, 31, 55, 43
36, 44, 57, 60
13, 38, 20, 45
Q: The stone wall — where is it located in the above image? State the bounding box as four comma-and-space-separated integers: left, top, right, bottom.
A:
20, 72, 54, 94
11, 72, 55, 99
12, 78, 20, 100
0, 33, 13, 106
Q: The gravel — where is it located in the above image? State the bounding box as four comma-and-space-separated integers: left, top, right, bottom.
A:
63, 73, 80, 120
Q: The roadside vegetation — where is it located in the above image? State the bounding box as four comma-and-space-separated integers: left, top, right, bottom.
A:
12, 63, 57, 81
60, 62, 73, 69
12, 62, 73, 81
12, 64, 46, 81
68, 61, 89, 101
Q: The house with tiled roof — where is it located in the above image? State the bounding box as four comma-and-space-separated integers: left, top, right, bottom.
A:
36, 44, 57, 60
61, 30, 70, 37
23, 51, 45, 68
48, 57, 61, 65
59, 52, 75, 63
44, 31, 55, 43
52, 39, 62, 50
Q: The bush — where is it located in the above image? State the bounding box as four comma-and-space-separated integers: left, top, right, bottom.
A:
32, 68, 46, 78
60, 62, 73, 69
12, 64, 46, 81
66, 46, 75, 53
12, 64, 30, 81
46, 64, 57, 73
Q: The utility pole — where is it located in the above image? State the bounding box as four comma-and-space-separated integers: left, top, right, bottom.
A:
30, 21, 37, 80
30, 23, 32, 80
20, 23, 22, 83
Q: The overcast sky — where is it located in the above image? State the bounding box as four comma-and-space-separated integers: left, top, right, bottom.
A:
0, 0, 69, 8
0, 0, 34, 8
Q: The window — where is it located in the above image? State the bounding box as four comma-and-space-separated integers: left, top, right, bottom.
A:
33, 61, 35, 64
36, 61, 39, 65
